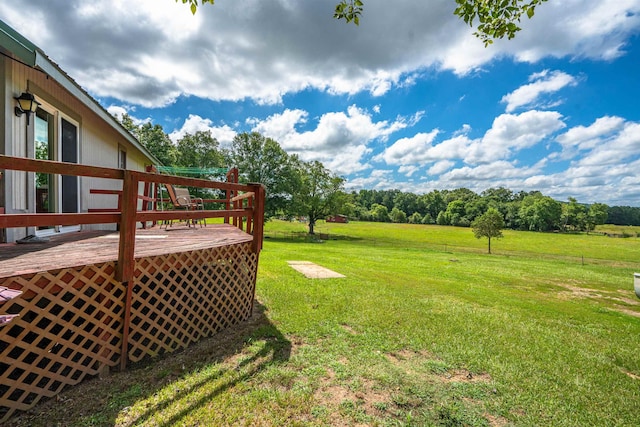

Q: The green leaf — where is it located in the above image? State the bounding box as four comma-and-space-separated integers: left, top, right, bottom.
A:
527, 6, 535, 18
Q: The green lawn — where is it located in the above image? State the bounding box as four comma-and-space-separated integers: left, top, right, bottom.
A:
9, 221, 640, 426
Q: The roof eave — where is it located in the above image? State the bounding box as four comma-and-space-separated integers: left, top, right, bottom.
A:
0, 19, 161, 166
32, 52, 160, 165
0, 20, 38, 66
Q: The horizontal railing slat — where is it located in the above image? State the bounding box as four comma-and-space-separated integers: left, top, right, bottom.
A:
0, 155, 123, 179
0, 213, 121, 228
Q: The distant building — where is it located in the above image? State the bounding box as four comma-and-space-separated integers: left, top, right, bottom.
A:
326, 214, 348, 223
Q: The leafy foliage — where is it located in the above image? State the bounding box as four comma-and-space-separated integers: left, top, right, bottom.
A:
180, 0, 548, 44
177, 0, 214, 15
175, 130, 226, 173
333, 0, 364, 25
454, 0, 548, 46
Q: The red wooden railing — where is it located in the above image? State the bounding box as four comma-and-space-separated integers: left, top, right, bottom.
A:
0, 155, 265, 284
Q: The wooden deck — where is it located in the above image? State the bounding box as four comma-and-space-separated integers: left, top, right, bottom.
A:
0, 156, 265, 422
0, 224, 253, 278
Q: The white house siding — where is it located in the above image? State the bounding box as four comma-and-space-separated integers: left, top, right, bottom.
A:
2, 56, 155, 240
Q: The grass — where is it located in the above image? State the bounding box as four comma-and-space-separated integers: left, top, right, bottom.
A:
7, 220, 640, 426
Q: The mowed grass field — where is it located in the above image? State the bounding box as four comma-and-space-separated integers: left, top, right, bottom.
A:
8, 221, 640, 426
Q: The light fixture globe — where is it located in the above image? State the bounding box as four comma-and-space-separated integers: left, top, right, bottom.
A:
14, 92, 41, 125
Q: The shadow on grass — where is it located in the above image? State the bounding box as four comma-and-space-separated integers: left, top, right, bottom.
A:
264, 232, 365, 244
5, 301, 291, 427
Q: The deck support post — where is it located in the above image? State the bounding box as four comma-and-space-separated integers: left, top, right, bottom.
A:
120, 281, 134, 370
116, 170, 138, 283
249, 183, 265, 254
117, 170, 139, 370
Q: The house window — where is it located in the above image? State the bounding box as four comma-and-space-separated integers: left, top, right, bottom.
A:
119, 147, 127, 169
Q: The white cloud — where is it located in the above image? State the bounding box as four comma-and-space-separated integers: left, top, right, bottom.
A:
378, 110, 565, 167
375, 130, 440, 165
453, 124, 471, 137
574, 121, 640, 166
106, 105, 129, 121
470, 110, 565, 163
345, 169, 395, 191
427, 160, 455, 175
399, 165, 420, 177
501, 70, 577, 113
168, 114, 237, 146
495, 0, 640, 64
440, 161, 542, 182
250, 105, 415, 175
248, 109, 308, 141
556, 116, 625, 150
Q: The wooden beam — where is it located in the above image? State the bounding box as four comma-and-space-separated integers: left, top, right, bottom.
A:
128, 170, 249, 192
116, 171, 138, 283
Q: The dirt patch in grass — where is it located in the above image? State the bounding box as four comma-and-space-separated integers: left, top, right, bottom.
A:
612, 292, 640, 305
613, 306, 640, 318
385, 349, 437, 364
341, 323, 359, 335
554, 283, 640, 317
621, 369, 640, 380
555, 283, 603, 300
313, 368, 391, 424
384, 350, 492, 384
485, 412, 511, 426
439, 369, 492, 383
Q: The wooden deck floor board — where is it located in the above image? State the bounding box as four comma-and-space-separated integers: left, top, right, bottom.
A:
0, 224, 253, 278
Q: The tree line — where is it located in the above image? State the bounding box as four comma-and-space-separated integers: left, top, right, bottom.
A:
120, 114, 640, 233
345, 188, 612, 233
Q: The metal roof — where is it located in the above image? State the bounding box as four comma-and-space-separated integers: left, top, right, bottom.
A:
0, 19, 161, 166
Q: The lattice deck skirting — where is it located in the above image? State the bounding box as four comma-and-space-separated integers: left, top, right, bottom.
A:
0, 241, 258, 422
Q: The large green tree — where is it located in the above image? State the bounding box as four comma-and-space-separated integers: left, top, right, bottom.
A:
519, 194, 562, 232
227, 132, 299, 219
175, 130, 226, 172
179, 0, 547, 45
586, 203, 609, 233
291, 161, 345, 234
561, 197, 586, 231
472, 208, 505, 254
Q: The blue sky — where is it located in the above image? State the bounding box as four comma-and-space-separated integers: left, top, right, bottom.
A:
2, 0, 640, 205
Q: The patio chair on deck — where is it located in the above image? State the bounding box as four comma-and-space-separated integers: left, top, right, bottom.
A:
162, 184, 206, 228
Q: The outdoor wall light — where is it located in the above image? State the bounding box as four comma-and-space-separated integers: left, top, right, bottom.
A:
14, 92, 41, 125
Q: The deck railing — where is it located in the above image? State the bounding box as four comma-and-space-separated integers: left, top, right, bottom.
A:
0, 154, 265, 284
